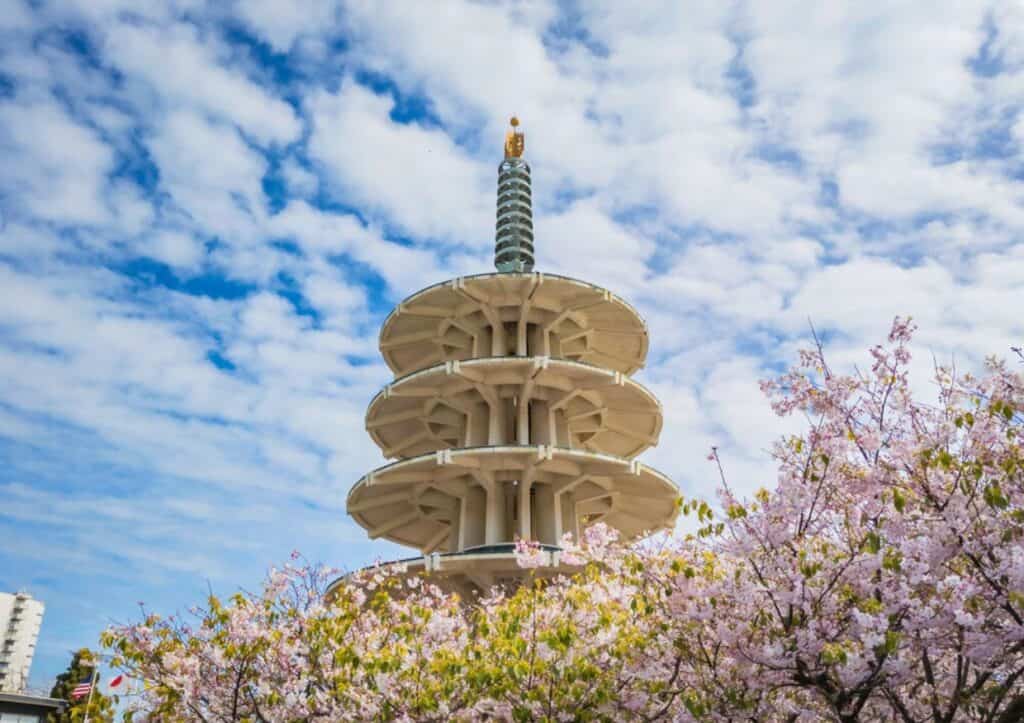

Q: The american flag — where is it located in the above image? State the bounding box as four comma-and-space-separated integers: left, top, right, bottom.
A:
72, 672, 95, 700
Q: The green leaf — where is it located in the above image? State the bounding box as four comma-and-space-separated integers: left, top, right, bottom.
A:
880, 630, 901, 656
726, 504, 747, 520
882, 548, 902, 572
865, 531, 882, 554
892, 488, 906, 513
821, 643, 848, 665
983, 483, 1009, 509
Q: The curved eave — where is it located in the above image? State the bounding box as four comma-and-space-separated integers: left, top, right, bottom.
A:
346, 445, 680, 552
364, 355, 664, 460
379, 272, 649, 376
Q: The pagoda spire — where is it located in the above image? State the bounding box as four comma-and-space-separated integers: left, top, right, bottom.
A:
494, 116, 534, 273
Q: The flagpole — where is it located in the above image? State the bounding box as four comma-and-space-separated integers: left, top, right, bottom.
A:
82, 668, 96, 723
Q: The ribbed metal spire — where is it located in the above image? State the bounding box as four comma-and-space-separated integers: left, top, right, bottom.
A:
495, 117, 534, 273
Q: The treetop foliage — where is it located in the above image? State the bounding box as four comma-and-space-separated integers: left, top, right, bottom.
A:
102, 320, 1024, 721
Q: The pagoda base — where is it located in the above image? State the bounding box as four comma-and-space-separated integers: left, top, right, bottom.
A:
327, 544, 579, 602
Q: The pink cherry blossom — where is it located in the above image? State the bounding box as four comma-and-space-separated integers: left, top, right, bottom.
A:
102, 319, 1024, 721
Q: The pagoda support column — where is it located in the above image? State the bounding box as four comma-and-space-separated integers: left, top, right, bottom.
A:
475, 473, 506, 545
460, 487, 486, 549
533, 484, 556, 544
517, 469, 536, 539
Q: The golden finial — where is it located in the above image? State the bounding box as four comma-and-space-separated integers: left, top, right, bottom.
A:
504, 115, 525, 158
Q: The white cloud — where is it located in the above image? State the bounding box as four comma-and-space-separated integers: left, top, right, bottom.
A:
146, 109, 268, 243
141, 230, 206, 269
306, 80, 493, 244
103, 21, 301, 144
0, 0, 33, 31
0, 100, 114, 225
236, 0, 340, 52
537, 199, 654, 288
280, 158, 319, 197
339, 1, 570, 127
268, 200, 451, 292
298, 281, 357, 324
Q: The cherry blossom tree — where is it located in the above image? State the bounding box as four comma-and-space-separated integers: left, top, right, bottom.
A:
102, 319, 1024, 721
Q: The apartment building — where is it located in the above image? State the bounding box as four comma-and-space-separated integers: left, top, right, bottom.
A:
0, 593, 44, 694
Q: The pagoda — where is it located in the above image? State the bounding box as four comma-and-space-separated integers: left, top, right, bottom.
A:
343, 118, 679, 594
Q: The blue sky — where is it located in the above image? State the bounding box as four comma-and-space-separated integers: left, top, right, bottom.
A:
1, 0, 1023, 692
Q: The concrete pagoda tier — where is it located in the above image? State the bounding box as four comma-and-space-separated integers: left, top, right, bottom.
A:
337, 118, 679, 596
348, 445, 677, 552
365, 355, 662, 460
379, 272, 650, 377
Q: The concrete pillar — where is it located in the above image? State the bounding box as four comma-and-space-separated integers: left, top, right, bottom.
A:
517, 397, 529, 444
528, 323, 544, 357
447, 505, 461, 552
503, 398, 515, 444
481, 325, 493, 358
560, 490, 578, 541
505, 484, 517, 541
533, 484, 556, 545
491, 321, 506, 356
484, 482, 506, 544
531, 400, 551, 446
488, 399, 506, 445
469, 401, 489, 446
518, 479, 532, 539
462, 486, 486, 549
